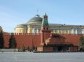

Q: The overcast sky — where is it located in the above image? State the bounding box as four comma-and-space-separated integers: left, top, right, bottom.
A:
0, 0, 84, 32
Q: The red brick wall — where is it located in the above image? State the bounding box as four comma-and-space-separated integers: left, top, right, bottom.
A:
41, 30, 51, 45
3, 33, 41, 49
2, 32, 82, 50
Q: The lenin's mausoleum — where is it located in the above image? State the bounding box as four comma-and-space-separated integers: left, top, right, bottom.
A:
0, 14, 84, 52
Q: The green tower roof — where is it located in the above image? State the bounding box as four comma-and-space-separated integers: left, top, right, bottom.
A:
42, 13, 49, 27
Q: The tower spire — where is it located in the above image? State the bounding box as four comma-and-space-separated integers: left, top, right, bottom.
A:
41, 13, 49, 30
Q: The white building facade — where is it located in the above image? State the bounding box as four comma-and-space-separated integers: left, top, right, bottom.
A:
15, 14, 84, 34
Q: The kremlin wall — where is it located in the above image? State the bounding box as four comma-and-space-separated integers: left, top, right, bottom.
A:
0, 14, 84, 52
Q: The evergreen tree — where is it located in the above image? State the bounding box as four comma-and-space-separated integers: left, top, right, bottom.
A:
80, 36, 84, 51
0, 31, 4, 48
9, 33, 16, 48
